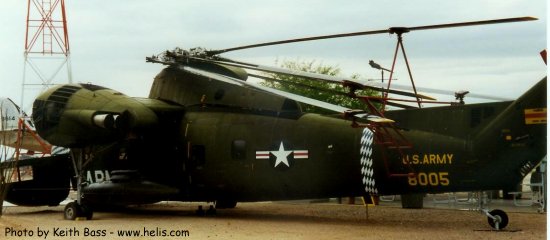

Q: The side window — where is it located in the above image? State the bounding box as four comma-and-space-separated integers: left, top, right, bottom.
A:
231, 140, 246, 160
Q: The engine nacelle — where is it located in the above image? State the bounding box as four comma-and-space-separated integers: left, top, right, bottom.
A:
63, 110, 119, 129
32, 84, 161, 147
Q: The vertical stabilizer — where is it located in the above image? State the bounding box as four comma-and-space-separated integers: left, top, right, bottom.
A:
473, 77, 546, 180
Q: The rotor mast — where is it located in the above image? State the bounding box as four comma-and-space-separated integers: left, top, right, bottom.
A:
384, 27, 421, 109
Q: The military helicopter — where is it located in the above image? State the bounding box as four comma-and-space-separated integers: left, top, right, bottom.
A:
0, 16, 545, 230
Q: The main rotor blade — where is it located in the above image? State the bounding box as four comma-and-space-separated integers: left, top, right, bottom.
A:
407, 16, 537, 31
248, 73, 349, 97
369, 83, 512, 101
365, 97, 418, 109
248, 74, 422, 109
192, 57, 435, 100
207, 16, 537, 55
179, 65, 393, 123
248, 74, 428, 110
207, 29, 389, 56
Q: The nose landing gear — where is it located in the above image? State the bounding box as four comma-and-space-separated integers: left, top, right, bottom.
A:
65, 148, 94, 220
64, 201, 93, 220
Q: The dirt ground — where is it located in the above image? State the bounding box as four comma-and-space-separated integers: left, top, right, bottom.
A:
0, 201, 546, 240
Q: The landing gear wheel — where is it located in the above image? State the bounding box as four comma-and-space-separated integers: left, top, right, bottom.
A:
487, 209, 508, 230
64, 202, 82, 220
64, 201, 93, 220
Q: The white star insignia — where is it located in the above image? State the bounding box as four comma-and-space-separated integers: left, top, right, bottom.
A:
271, 142, 292, 167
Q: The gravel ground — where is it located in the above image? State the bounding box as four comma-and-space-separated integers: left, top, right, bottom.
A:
0, 201, 546, 240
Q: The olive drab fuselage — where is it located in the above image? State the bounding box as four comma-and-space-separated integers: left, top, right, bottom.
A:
25, 63, 547, 205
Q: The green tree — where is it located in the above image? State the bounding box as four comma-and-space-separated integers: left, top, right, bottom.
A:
261, 59, 380, 114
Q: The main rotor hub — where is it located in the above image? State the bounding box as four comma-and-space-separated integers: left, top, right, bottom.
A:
388, 27, 410, 35
146, 47, 214, 66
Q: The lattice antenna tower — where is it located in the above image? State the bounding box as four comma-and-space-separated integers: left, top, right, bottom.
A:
21, 0, 72, 111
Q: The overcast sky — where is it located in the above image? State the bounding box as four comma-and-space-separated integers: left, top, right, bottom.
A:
0, 0, 547, 111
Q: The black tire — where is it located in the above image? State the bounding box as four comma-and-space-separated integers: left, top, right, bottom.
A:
64, 202, 81, 220
487, 209, 508, 230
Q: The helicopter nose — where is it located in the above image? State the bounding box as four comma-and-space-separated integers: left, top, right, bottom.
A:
32, 84, 82, 138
